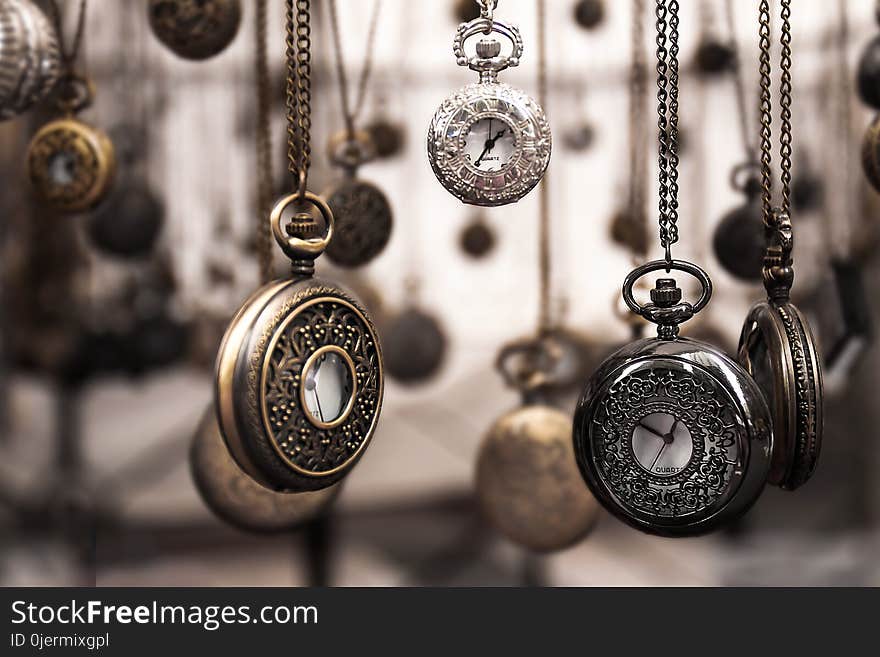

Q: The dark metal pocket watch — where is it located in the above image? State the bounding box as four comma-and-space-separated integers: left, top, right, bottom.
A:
191, 408, 340, 533
382, 305, 447, 384
215, 192, 384, 492
737, 210, 823, 490
459, 211, 496, 258
26, 74, 115, 213
713, 166, 765, 282
322, 130, 393, 268
427, 11, 551, 206
148, 0, 241, 61
574, 262, 773, 537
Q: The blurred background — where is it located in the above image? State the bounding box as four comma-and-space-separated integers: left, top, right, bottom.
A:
1, 0, 879, 586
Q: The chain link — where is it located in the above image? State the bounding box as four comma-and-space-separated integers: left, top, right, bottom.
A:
328, 0, 382, 140
254, 0, 274, 284
758, 0, 793, 224
286, 0, 312, 196
49, 0, 88, 69
655, 0, 680, 262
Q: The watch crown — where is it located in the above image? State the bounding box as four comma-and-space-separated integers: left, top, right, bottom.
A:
286, 211, 322, 239
476, 38, 501, 59
650, 278, 683, 307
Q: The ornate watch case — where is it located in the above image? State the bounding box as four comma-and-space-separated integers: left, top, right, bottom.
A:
0, 0, 60, 121
737, 210, 823, 490
148, 0, 241, 61
190, 408, 340, 533
26, 75, 115, 213
573, 263, 773, 537
427, 16, 551, 206
215, 193, 384, 492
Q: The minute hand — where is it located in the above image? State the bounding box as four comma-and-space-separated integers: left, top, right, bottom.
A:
474, 129, 507, 166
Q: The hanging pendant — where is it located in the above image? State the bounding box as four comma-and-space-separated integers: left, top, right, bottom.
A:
573, 0, 605, 30
26, 74, 115, 213
713, 166, 765, 281
322, 130, 393, 268
87, 176, 164, 258
0, 0, 60, 121
382, 305, 446, 384
459, 211, 496, 258
477, 339, 599, 552
191, 408, 340, 533
737, 210, 823, 490
215, 192, 384, 492
427, 14, 551, 206
573, 261, 772, 536
148, 0, 241, 61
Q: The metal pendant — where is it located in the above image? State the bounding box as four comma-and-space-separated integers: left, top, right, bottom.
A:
574, 262, 773, 537
427, 15, 551, 206
322, 131, 392, 268
382, 306, 446, 384
214, 193, 384, 492
0, 0, 60, 121
737, 210, 824, 490
476, 339, 599, 552
191, 408, 340, 533
459, 212, 496, 258
713, 168, 765, 282
87, 177, 164, 258
573, 0, 605, 30
148, 0, 241, 61
27, 114, 115, 213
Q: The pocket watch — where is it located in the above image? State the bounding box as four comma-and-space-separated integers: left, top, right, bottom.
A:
215, 192, 384, 492
26, 73, 115, 213
713, 165, 765, 282
427, 5, 551, 207
322, 130, 393, 268
0, 0, 60, 121
148, 0, 241, 61
191, 407, 340, 533
737, 211, 823, 490
382, 304, 447, 385
574, 263, 773, 537
477, 338, 599, 552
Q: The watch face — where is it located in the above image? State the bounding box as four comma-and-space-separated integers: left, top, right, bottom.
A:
463, 116, 516, 173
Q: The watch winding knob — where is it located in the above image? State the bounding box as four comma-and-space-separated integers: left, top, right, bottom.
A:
476, 37, 501, 60
650, 278, 682, 307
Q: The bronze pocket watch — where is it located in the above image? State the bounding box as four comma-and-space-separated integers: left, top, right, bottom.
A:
215, 193, 384, 492
148, 0, 241, 60
477, 338, 599, 552
428, 1, 551, 206
191, 408, 340, 533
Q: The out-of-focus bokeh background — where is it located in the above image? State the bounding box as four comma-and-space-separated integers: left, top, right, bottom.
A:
1, 0, 879, 586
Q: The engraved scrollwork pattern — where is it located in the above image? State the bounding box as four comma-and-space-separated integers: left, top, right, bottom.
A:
260, 298, 380, 475
324, 179, 393, 267
427, 82, 551, 205
592, 368, 741, 518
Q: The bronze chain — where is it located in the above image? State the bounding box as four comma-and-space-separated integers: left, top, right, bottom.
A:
655, 0, 680, 263
327, 0, 382, 140
254, 0, 274, 284
536, 0, 551, 335
49, 0, 88, 69
285, 0, 312, 196
758, 0, 793, 225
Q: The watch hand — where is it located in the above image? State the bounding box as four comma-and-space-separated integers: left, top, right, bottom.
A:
637, 422, 667, 442
649, 442, 668, 471
474, 142, 492, 166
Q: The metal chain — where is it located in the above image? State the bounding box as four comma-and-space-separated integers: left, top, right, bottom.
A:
724, 0, 756, 164
628, 0, 648, 259
327, 0, 382, 140
254, 0, 274, 284
49, 0, 88, 68
536, 0, 551, 335
655, 0, 680, 262
286, 0, 312, 196
758, 0, 793, 224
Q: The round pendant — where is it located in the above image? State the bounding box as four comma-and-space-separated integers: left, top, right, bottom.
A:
713, 188, 765, 282
382, 307, 446, 384
694, 39, 734, 77
573, 0, 605, 30
323, 178, 393, 268
861, 115, 880, 193
573, 264, 772, 536
87, 178, 164, 258
610, 209, 648, 255
0, 0, 60, 120
857, 35, 880, 110
459, 213, 496, 258
365, 117, 406, 159
476, 404, 599, 552
191, 408, 340, 533
27, 117, 115, 212
215, 276, 383, 492
738, 301, 823, 490
428, 18, 551, 207
148, 0, 241, 60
